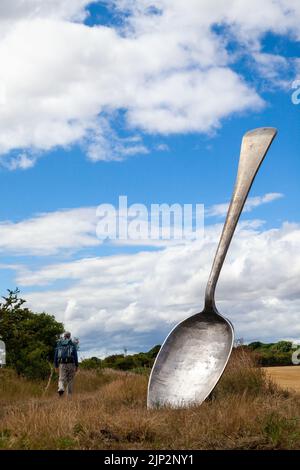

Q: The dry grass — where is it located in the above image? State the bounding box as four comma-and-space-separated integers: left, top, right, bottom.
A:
1, 352, 300, 450
0, 369, 44, 403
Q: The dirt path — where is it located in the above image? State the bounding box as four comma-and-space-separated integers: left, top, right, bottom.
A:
263, 366, 300, 392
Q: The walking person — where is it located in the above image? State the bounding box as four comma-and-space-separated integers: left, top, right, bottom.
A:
54, 331, 78, 397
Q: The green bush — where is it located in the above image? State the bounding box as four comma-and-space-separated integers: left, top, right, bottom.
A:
257, 352, 292, 366
245, 341, 294, 367
80, 357, 102, 370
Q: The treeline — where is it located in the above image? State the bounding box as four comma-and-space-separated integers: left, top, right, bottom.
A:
80, 345, 161, 372
81, 341, 299, 371
245, 341, 297, 366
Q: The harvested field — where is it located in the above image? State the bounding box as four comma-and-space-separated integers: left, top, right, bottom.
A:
263, 366, 300, 393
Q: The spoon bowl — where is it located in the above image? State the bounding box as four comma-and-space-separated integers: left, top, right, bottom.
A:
147, 127, 277, 409
148, 310, 233, 407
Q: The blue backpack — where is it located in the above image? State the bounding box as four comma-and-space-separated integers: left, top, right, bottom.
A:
57, 339, 75, 364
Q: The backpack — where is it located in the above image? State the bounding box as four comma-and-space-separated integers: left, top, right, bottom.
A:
56, 339, 75, 364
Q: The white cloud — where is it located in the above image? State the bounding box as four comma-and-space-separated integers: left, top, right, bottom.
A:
1, 0, 300, 166
0, 16, 261, 163
86, 122, 149, 162
1, 203, 197, 256
0, 193, 282, 255
0, 207, 98, 256
207, 192, 284, 218
0, 0, 91, 23
5, 153, 36, 170
156, 143, 170, 152
11, 220, 300, 355
253, 53, 291, 88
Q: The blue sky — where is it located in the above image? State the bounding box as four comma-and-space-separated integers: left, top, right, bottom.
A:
0, 1, 299, 357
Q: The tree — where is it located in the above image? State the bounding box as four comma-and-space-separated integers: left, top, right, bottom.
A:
0, 289, 64, 379
270, 341, 293, 353
115, 355, 136, 370
80, 357, 102, 369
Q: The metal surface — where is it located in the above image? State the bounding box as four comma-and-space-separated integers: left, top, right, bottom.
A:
147, 127, 278, 409
0, 340, 6, 366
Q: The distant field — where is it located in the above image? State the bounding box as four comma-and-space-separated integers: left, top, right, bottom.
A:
264, 366, 300, 392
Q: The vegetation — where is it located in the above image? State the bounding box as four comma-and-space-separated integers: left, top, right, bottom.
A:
80, 345, 161, 372
81, 341, 297, 372
1, 289, 299, 450
247, 341, 296, 366
1, 349, 300, 450
0, 289, 296, 382
0, 289, 64, 379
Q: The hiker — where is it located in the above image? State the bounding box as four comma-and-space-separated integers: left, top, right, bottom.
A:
54, 331, 78, 397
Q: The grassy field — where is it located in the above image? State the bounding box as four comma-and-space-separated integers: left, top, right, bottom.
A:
1, 351, 300, 450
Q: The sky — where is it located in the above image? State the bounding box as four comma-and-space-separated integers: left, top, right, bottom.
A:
0, 0, 299, 358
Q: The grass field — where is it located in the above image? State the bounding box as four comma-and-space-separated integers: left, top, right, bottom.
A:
1, 352, 300, 450
264, 366, 300, 393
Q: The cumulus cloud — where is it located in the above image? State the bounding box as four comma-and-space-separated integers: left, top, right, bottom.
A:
1, 0, 299, 166
11, 220, 300, 356
0, 191, 292, 355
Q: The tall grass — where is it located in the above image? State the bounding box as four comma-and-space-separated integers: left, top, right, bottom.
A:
0, 350, 299, 450
213, 347, 279, 397
0, 369, 44, 402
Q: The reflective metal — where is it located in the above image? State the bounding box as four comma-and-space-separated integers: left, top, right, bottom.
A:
147, 128, 278, 408
0, 339, 6, 366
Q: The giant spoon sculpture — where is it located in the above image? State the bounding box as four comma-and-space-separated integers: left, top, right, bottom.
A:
147, 127, 277, 408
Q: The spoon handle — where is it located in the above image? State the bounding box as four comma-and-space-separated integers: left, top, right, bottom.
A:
205, 127, 277, 310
